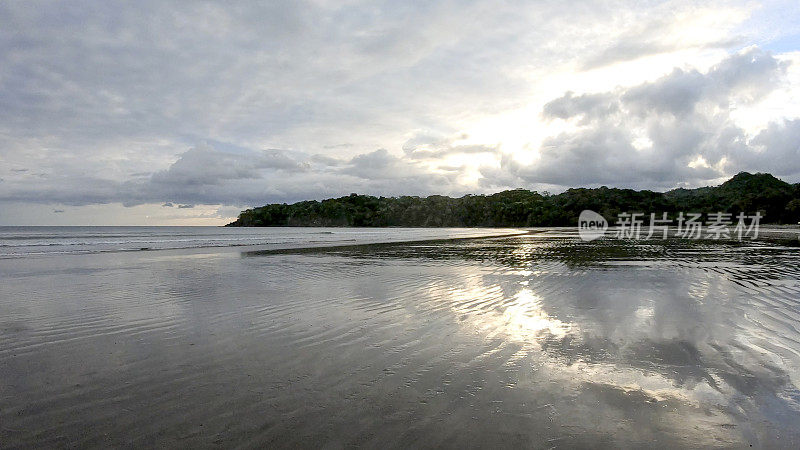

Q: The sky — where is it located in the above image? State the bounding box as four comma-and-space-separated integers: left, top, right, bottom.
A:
2, 0, 800, 225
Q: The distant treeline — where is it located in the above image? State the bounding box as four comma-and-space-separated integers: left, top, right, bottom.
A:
227, 172, 800, 227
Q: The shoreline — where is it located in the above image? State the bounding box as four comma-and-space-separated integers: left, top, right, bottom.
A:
0, 228, 531, 260
2, 225, 798, 260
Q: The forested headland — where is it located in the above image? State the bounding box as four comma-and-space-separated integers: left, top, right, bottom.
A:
226, 172, 800, 227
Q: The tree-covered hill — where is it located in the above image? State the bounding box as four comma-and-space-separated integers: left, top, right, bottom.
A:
226, 172, 800, 227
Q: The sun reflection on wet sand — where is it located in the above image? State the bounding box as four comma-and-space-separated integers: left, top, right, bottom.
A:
498, 288, 573, 341
1, 232, 800, 447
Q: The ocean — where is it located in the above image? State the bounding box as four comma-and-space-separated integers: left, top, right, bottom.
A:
0, 226, 523, 257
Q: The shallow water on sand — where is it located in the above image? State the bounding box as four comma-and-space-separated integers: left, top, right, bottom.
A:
0, 226, 521, 257
2, 230, 800, 447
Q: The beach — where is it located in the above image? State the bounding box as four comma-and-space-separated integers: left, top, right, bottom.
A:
2, 228, 800, 447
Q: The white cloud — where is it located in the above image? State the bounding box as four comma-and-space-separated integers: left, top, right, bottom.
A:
1, 1, 799, 223
490, 47, 799, 189
150, 144, 308, 187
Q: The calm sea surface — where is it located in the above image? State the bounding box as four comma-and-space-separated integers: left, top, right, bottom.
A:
1, 228, 800, 447
0, 226, 521, 257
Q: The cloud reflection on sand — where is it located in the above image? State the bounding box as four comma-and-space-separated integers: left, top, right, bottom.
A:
2, 231, 800, 447
314, 233, 800, 445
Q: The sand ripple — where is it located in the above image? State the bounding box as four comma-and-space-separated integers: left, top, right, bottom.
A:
1, 233, 799, 447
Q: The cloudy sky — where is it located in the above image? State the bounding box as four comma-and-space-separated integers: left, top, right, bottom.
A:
2, 0, 800, 225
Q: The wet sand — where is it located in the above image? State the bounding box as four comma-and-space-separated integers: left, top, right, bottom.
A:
2, 230, 800, 447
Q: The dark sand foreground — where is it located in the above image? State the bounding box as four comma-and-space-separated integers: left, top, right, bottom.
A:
2, 230, 800, 447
